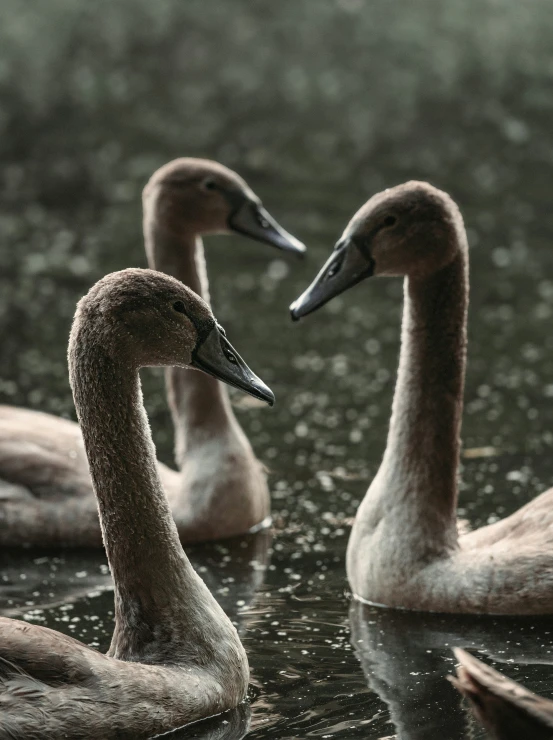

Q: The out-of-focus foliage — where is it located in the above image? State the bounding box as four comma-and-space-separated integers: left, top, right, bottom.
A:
2, 0, 553, 188
2, 0, 553, 460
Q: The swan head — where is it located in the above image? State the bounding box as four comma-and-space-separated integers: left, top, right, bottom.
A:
290, 181, 465, 319
143, 157, 305, 255
70, 268, 275, 406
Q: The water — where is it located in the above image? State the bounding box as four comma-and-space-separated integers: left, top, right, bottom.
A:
2, 1, 553, 737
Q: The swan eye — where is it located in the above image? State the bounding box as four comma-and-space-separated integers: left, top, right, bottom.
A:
383, 215, 397, 228
173, 300, 186, 314
202, 178, 217, 192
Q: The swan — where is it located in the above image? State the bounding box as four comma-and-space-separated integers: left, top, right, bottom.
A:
0, 267, 274, 739
0, 158, 304, 547
290, 181, 553, 614
450, 648, 553, 739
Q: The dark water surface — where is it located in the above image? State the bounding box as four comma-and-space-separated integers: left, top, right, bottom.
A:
2, 1, 553, 738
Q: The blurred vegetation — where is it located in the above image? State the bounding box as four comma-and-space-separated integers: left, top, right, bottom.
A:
2, 0, 553, 460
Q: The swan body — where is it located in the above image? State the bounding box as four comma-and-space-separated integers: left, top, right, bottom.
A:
0, 159, 304, 547
0, 268, 274, 738
450, 648, 553, 739
291, 181, 553, 614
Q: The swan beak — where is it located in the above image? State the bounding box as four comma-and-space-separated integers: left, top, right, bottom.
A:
192, 324, 275, 406
228, 199, 306, 256
290, 237, 374, 320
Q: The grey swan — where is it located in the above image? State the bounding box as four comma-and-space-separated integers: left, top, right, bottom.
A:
0, 268, 274, 739
0, 158, 304, 547
290, 181, 553, 614
450, 648, 553, 739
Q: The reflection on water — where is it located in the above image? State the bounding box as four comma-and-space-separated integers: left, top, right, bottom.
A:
350, 602, 553, 739
2, 0, 553, 737
153, 704, 251, 740
0, 532, 272, 638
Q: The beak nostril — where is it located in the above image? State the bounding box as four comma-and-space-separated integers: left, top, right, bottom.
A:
255, 210, 270, 229
223, 347, 238, 364
326, 254, 344, 280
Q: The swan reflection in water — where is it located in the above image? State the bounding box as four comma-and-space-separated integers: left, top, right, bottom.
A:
152, 703, 251, 740
0, 530, 272, 634
450, 648, 553, 740
350, 600, 553, 739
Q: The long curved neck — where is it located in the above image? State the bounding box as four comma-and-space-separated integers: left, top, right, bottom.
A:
378, 250, 468, 544
70, 340, 206, 659
144, 224, 233, 465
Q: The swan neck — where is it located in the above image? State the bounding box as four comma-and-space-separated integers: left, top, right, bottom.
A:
144, 223, 233, 462
70, 340, 197, 655
383, 250, 468, 526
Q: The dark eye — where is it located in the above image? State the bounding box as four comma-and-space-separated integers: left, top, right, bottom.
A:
173, 300, 186, 314
202, 178, 217, 191
383, 215, 397, 228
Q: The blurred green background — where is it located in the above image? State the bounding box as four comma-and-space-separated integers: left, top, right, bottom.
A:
2, 0, 553, 469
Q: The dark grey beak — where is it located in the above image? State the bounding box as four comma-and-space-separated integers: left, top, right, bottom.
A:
228, 199, 306, 256
290, 237, 375, 320
192, 324, 275, 406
